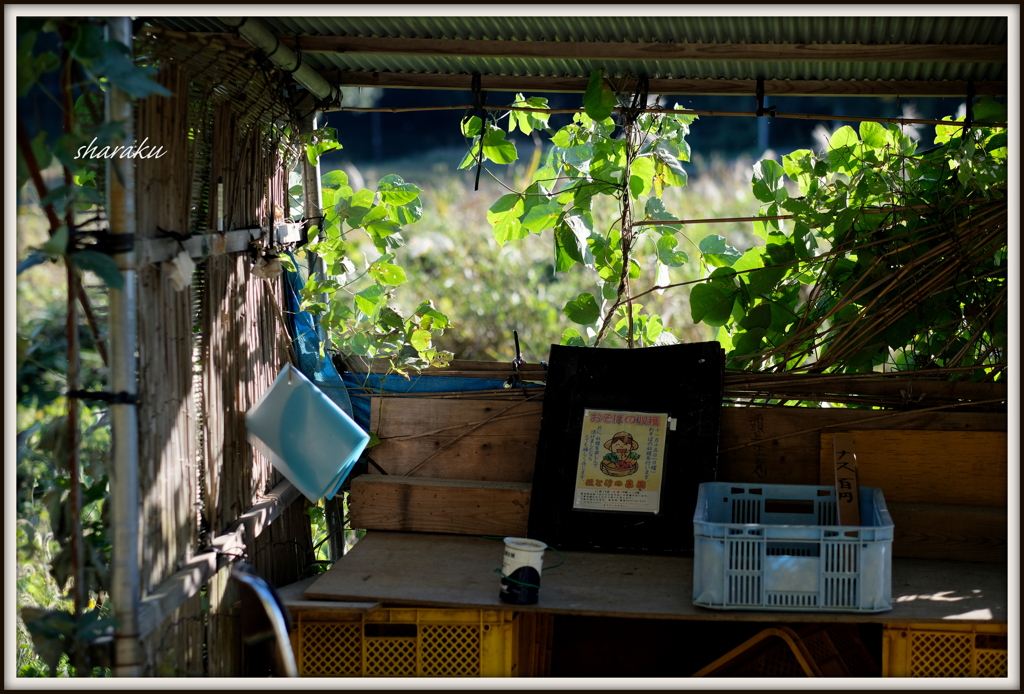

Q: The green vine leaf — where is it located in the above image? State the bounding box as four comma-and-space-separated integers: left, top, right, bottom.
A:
409, 329, 432, 352
482, 124, 518, 164
521, 198, 563, 234
563, 292, 601, 325
354, 284, 387, 318
653, 146, 688, 188
827, 125, 860, 177
629, 156, 656, 199
739, 302, 773, 330
377, 174, 422, 206
655, 234, 688, 267
752, 158, 788, 204
368, 261, 407, 286
509, 94, 550, 135
583, 70, 617, 121
698, 234, 743, 267
560, 327, 587, 347
689, 282, 736, 327
859, 120, 888, 149
487, 194, 527, 246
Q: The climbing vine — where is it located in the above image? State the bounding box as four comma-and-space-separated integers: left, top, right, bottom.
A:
463, 70, 699, 349
284, 164, 454, 375
700, 98, 1008, 377
461, 70, 1007, 381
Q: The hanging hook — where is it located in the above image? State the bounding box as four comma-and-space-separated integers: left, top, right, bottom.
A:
626, 75, 650, 126
471, 74, 487, 191
964, 79, 975, 133
755, 78, 776, 118
504, 330, 525, 390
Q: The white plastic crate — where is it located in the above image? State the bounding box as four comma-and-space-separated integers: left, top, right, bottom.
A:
693, 482, 893, 612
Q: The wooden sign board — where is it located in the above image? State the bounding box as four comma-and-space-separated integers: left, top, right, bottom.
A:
831, 433, 861, 526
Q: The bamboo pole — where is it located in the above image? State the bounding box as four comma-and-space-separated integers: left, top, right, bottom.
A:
106, 17, 142, 679
332, 102, 1006, 130
218, 17, 340, 107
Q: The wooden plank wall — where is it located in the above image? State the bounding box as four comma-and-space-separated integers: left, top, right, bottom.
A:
350, 375, 1007, 563
818, 430, 1008, 562
135, 65, 205, 675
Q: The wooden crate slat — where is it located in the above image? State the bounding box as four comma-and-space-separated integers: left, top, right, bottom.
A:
369, 435, 539, 481
371, 397, 543, 438
368, 397, 542, 481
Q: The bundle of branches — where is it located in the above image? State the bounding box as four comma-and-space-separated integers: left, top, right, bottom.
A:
722, 369, 1007, 411
761, 196, 1008, 379
703, 109, 1010, 399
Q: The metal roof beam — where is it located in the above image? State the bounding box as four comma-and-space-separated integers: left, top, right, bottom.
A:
202, 33, 1005, 65
322, 71, 1007, 99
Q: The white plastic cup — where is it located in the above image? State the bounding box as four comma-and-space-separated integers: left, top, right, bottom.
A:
499, 537, 547, 605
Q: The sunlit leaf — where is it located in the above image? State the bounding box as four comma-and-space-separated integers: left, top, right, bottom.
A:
583, 70, 617, 121
563, 292, 601, 325
377, 174, 422, 205
698, 234, 742, 267
690, 283, 735, 326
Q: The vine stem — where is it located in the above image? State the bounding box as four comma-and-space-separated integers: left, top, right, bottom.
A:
594, 95, 646, 348
60, 37, 86, 677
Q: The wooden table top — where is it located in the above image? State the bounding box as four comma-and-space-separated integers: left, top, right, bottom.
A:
302, 531, 1009, 624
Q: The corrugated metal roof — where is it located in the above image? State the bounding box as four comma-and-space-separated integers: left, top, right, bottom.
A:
144, 15, 1008, 86
151, 15, 1007, 45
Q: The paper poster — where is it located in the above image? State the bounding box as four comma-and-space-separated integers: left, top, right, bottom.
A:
573, 409, 669, 514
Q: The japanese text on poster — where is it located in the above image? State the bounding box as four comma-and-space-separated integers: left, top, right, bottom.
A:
573, 409, 669, 514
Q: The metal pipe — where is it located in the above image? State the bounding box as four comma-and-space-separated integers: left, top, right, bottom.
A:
218, 17, 341, 107
106, 16, 142, 678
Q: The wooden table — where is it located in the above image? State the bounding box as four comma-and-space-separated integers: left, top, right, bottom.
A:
302, 531, 1008, 624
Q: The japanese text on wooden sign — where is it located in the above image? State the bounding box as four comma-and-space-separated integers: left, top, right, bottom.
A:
832, 434, 862, 526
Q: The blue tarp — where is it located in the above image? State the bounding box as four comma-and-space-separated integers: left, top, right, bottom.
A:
340, 372, 539, 432
282, 257, 542, 481
282, 254, 354, 418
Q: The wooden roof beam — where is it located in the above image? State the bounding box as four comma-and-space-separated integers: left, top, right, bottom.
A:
322, 71, 1008, 99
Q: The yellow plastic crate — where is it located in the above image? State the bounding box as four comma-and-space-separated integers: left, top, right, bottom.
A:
293, 607, 530, 677
883, 623, 1008, 677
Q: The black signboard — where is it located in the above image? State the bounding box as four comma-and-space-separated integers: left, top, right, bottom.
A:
527, 342, 725, 555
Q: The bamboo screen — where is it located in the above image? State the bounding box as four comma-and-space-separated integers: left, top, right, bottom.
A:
133, 45, 313, 675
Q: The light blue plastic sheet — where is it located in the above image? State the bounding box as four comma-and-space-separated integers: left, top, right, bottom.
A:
246, 364, 370, 502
